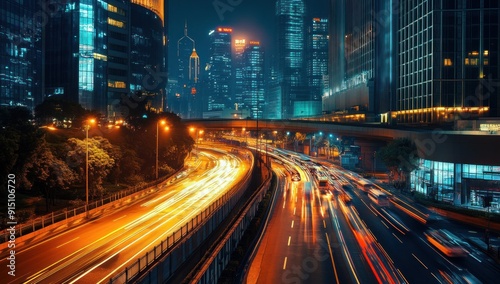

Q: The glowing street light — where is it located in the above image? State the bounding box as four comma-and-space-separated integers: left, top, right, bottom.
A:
156, 120, 168, 180
84, 118, 96, 218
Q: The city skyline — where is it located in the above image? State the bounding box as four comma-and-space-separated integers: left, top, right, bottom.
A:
167, 0, 330, 75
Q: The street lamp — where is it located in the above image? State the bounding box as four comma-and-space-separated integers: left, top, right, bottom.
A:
156, 120, 168, 180
84, 118, 96, 218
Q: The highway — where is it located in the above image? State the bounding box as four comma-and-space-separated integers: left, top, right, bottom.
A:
247, 161, 377, 284
0, 147, 251, 284
248, 148, 500, 284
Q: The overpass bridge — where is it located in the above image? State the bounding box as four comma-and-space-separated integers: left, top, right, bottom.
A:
184, 119, 500, 166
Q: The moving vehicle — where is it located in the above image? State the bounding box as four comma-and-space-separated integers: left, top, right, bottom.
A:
315, 175, 330, 194
368, 188, 390, 207
354, 178, 375, 192
425, 229, 467, 257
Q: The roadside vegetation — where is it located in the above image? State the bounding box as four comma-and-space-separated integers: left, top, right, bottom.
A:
0, 95, 194, 226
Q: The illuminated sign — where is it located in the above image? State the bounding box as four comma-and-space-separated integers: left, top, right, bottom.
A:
249, 41, 260, 45
217, 27, 233, 33
235, 39, 246, 45
480, 124, 500, 131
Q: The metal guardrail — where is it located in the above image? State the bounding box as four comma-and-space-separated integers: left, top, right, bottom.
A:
1, 171, 176, 244
189, 168, 272, 284
109, 151, 255, 283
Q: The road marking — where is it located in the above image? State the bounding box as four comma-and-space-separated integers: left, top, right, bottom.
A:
288, 236, 292, 246
283, 257, 288, 270
283, 200, 286, 209
392, 233, 403, 244
56, 237, 80, 249
431, 272, 440, 282
325, 233, 341, 284
468, 230, 477, 234
113, 215, 127, 222
412, 253, 428, 269
323, 220, 327, 228
294, 207, 296, 215
291, 220, 294, 228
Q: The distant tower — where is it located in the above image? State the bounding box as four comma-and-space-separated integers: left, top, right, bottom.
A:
188, 47, 200, 118
176, 21, 196, 118
308, 18, 329, 101
242, 41, 265, 118
207, 27, 233, 111
234, 39, 247, 109
276, 0, 308, 118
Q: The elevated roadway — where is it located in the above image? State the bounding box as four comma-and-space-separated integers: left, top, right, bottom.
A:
185, 119, 500, 166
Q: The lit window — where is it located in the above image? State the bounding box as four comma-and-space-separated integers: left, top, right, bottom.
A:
107, 18, 125, 28
484, 59, 489, 65
93, 53, 107, 61
464, 58, 469, 65
443, 58, 452, 66
108, 80, 126, 88
484, 50, 489, 56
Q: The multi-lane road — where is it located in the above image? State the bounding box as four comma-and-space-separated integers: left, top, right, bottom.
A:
1, 147, 250, 283
247, 151, 500, 283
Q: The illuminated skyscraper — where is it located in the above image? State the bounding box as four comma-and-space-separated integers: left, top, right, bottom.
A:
45, 1, 129, 116
325, 0, 397, 122
234, 38, 247, 109
130, 0, 167, 113
207, 27, 233, 111
276, 0, 309, 118
44, 0, 167, 118
0, 0, 43, 112
242, 41, 265, 118
176, 22, 199, 118
396, 0, 499, 123
308, 18, 329, 101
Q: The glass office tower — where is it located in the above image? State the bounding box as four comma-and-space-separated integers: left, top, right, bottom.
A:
397, 0, 499, 123
130, 0, 166, 114
308, 18, 329, 101
325, 0, 397, 122
0, 0, 44, 112
207, 27, 232, 111
276, 0, 308, 118
242, 41, 265, 119
44, 0, 167, 118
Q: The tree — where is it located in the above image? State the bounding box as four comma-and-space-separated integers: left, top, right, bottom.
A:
294, 132, 306, 151
34, 96, 86, 128
377, 138, 418, 190
20, 140, 77, 212
66, 137, 115, 199
0, 107, 40, 188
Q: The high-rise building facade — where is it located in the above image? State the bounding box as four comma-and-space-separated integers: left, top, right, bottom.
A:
45, 0, 130, 117
130, 0, 166, 114
308, 17, 329, 101
44, 0, 167, 118
396, 0, 500, 123
207, 27, 233, 111
242, 41, 265, 118
325, 0, 397, 122
233, 38, 246, 110
175, 22, 200, 118
0, 0, 43, 112
276, 0, 309, 118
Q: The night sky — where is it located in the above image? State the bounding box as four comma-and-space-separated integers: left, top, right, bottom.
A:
167, 0, 329, 76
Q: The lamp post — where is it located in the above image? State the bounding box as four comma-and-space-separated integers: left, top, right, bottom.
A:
84, 118, 95, 218
156, 120, 167, 180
